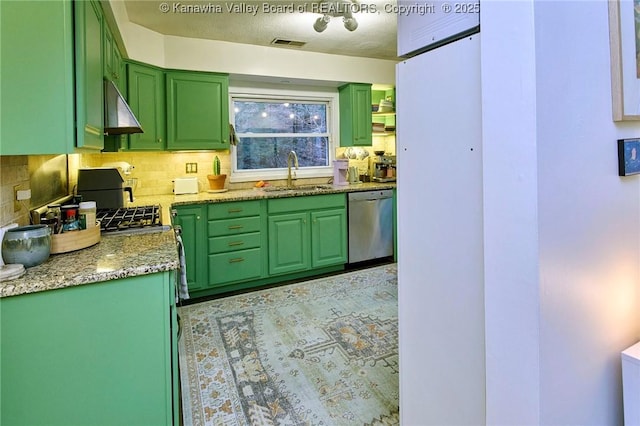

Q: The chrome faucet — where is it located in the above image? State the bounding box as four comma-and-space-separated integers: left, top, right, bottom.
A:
287, 150, 299, 188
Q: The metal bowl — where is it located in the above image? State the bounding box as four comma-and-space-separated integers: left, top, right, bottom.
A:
1, 225, 52, 268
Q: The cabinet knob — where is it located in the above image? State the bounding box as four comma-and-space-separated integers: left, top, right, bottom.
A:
157, 138, 162, 143
196, 216, 201, 220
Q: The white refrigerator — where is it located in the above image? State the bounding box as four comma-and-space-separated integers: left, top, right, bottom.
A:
396, 33, 486, 424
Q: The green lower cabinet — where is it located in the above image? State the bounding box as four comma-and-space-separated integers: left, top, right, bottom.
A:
177, 195, 347, 298
173, 205, 208, 292
0, 272, 178, 425
311, 208, 347, 268
268, 194, 347, 275
268, 212, 311, 275
207, 200, 266, 288
208, 248, 263, 285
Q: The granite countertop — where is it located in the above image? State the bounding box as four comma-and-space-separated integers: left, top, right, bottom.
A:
0, 230, 179, 298
133, 182, 396, 223
1, 182, 395, 298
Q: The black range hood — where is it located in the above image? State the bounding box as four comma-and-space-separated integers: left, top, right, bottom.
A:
104, 80, 143, 135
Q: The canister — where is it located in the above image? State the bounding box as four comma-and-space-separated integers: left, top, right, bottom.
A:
78, 201, 97, 229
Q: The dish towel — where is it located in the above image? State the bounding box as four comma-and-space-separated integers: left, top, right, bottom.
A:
175, 233, 190, 302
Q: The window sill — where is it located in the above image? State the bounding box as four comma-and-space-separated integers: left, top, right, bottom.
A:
230, 167, 334, 183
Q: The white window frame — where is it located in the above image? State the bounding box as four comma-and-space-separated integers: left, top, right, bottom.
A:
229, 85, 339, 183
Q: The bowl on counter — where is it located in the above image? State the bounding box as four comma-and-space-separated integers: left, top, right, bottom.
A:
1, 225, 52, 268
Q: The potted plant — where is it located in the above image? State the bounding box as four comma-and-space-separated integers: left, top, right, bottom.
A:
207, 155, 226, 190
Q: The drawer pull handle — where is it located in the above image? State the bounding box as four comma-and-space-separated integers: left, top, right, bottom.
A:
228, 209, 243, 213
228, 241, 244, 246
229, 257, 244, 263
228, 225, 243, 230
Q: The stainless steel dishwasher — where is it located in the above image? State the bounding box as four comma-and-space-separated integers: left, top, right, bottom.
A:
348, 189, 394, 263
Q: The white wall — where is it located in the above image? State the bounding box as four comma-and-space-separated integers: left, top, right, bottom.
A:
106, 1, 396, 85
480, 1, 541, 424
534, 1, 640, 424
163, 35, 396, 85
481, 1, 640, 424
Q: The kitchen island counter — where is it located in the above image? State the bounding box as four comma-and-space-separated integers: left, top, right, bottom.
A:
0, 229, 179, 298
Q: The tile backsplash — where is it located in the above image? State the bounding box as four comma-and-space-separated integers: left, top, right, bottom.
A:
0, 156, 30, 227
80, 151, 234, 196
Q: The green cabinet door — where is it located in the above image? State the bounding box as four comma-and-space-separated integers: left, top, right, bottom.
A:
311, 208, 347, 268
103, 23, 115, 80
166, 71, 229, 150
0, 273, 176, 425
74, 0, 104, 150
339, 83, 372, 147
127, 63, 166, 150
0, 0, 74, 155
268, 212, 310, 275
103, 23, 125, 92
173, 205, 208, 292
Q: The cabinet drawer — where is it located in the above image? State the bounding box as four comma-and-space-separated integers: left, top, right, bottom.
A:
208, 200, 261, 219
208, 216, 260, 236
208, 248, 262, 285
208, 232, 261, 254
268, 194, 345, 214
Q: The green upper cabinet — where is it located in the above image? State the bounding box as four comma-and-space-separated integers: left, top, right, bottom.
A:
127, 63, 166, 150
74, 0, 104, 150
0, 0, 74, 155
166, 71, 229, 150
103, 23, 125, 92
339, 83, 372, 147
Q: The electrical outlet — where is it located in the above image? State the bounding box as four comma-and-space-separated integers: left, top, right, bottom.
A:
185, 163, 198, 173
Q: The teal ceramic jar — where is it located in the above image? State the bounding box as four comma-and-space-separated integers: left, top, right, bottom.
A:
2, 225, 52, 268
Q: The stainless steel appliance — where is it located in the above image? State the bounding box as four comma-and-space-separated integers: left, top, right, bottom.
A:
77, 168, 133, 209
370, 155, 396, 182
348, 190, 394, 263
97, 205, 169, 235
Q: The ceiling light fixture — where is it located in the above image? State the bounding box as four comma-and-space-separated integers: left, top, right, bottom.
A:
313, 0, 360, 33
313, 14, 330, 32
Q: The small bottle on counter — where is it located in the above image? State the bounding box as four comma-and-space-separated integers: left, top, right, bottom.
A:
45, 204, 62, 234
78, 201, 97, 230
61, 204, 80, 232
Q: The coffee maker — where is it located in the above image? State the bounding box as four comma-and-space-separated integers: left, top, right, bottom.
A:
370, 155, 397, 182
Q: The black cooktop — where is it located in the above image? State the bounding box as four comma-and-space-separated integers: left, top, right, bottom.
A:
96, 205, 162, 233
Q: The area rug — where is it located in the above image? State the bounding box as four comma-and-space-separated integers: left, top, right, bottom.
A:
178, 263, 399, 426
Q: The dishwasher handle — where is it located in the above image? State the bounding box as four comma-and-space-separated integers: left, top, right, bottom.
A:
348, 189, 394, 202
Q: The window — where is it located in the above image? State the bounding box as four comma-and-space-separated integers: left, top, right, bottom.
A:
230, 89, 337, 182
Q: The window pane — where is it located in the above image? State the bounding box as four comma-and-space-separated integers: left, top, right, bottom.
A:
236, 137, 329, 170
234, 101, 327, 133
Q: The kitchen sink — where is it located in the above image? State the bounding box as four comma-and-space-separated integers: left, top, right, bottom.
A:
262, 184, 334, 193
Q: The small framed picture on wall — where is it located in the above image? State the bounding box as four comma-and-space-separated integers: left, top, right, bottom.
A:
618, 138, 640, 176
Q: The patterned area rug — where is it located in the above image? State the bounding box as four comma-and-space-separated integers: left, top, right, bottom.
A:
178, 263, 399, 425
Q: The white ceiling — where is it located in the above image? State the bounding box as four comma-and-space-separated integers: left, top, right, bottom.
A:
123, 0, 399, 61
